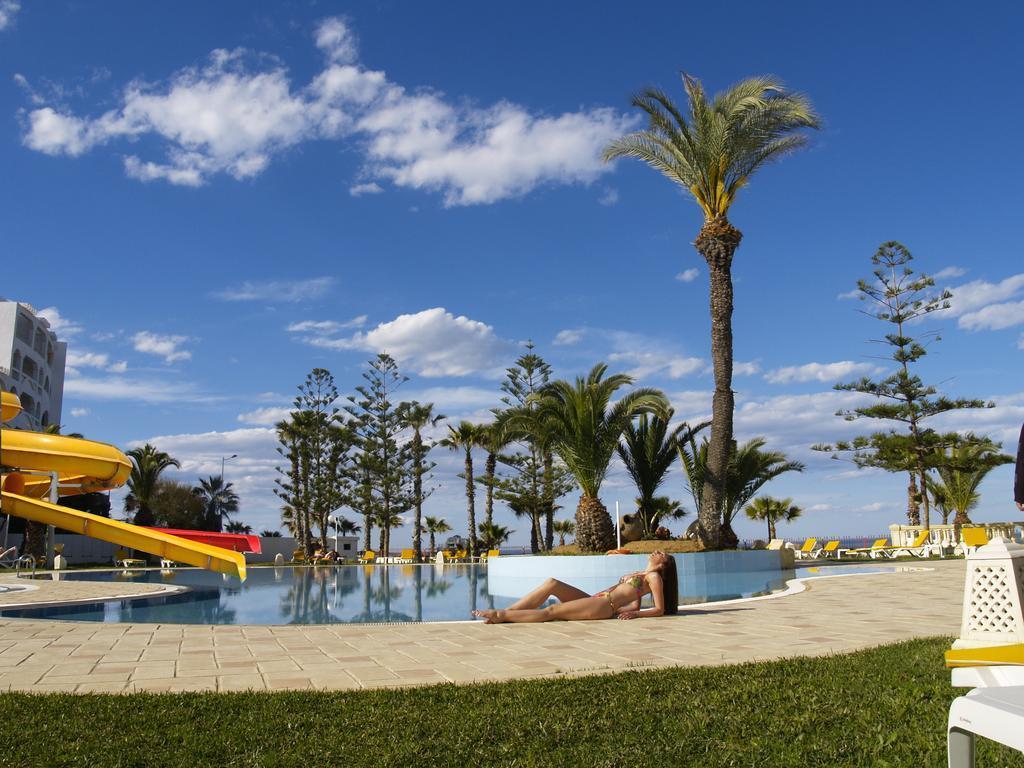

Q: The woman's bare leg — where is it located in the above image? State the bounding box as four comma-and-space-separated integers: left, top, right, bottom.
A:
478, 596, 614, 624
504, 578, 589, 610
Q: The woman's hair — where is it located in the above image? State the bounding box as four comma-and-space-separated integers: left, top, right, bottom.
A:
659, 555, 678, 615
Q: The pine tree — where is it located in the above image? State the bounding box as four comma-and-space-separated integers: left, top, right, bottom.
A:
814, 242, 993, 528
347, 354, 414, 558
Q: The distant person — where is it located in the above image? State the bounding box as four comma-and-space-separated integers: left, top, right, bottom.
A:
472, 551, 678, 623
1016, 422, 1024, 512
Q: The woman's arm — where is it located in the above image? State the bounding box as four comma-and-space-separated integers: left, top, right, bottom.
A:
615, 598, 641, 615
617, 573, 665, 620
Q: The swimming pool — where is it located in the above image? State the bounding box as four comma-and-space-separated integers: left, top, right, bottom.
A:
1, 562, 902, 625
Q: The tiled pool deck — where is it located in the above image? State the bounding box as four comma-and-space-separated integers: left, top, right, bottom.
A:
0, 561, 964, 694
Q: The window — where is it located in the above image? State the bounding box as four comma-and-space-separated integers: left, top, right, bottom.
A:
343, 542, 352, 550
14, 314, 32, 343
21, 356, 37, 382
33, 328, 46, 355
46, 342, 53, 365
41, 411, 49, 427
11, 351, 21, 379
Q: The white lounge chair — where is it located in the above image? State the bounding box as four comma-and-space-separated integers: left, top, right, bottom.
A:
766, 539, 788, 551
948, 685, 1024, 767
0, 546, 18, 568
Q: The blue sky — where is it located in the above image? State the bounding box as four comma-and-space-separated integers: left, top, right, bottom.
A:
3, 1, 1023, 544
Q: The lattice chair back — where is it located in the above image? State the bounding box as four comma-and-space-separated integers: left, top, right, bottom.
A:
956, 537, 1024, 649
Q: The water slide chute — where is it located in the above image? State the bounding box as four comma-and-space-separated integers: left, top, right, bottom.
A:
0, 390, 246, 579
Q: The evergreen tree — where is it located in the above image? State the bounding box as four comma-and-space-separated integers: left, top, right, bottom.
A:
814, 242, 992, 528
347, 354, 414, 558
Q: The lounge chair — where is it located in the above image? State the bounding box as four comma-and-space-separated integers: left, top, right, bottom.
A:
955, 527, 990, 557
159, 558, 180, 568
888, 529, 943, 558
819, 540, 841, 558
397, 548, 415, 563
842, 538, 890, 558
290, 548, 308, 564
0, 546, 17, 568
114, 548, 146, 569
765, 539, 788, 551
483, 549, 500, 561
358, 550, 376, 564
793, 538, 818, 560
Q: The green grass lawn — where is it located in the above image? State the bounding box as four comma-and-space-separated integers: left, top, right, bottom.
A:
0, 637, 1020, 767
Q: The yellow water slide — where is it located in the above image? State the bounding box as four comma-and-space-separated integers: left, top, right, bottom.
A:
1, 391, 245, 579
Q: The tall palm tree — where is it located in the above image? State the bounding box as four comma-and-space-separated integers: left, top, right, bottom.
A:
441, 421, 485, 557
552, 519, 575, 547
477, 421, 512, 529
512, 364, 668, 552
225, 521, 253, 534
124, 444, 180, 526
375, 510, 405, 554
744, 496, 802, 541
398, 401, 444, 562
927, 438, 1012, 525
605, 75, 819, 548
477, 521, 512, 551
618, 411, 707, 537
679, 436, 804, 548
193, 475, 240, 532
332, 516, 362, 537
424, 515, 450, 556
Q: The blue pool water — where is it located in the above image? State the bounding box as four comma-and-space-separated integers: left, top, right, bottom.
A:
1, 563, 897, 625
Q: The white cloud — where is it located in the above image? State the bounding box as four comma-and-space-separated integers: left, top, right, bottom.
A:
836, 288, 861, 300
349, 181, 382, 196
610, 351, 705, 381
20, 17, 633, 204
733, 361, 761, 376
70, 407, 90, 418
63, 376, 217, 404
286, 316, 367, 333
1018, 335, 1024, 351
131, 331, 191, 363
64, 350, 126, 376
36, 306, 83, 336
935, 266, 967, 279
553, 328, 584, 346
214, 276, 334, 302
0, 0, 20, 31
765, 360, 881, 384
675, 268, 700, 283
946, 274, 1024, 318
401, 385, 500, 414
598, 188, 618, 206
107, 360, 128, 373
237, 406, 292, 425
290, 307, 515, 377
959, 301, 1024, 332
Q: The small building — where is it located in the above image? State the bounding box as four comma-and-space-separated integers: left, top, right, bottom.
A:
0, 299, 67, 430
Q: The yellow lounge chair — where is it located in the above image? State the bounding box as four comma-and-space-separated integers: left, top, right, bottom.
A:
114, 548, 146, 569
358, 550, 376, 564
793, 538, 818, 560
888, 529, 942, 558
398, 548, 415, 563
843, 538, 889, 558
819, 540, 841, 558
290, 548, 308, 564
957, 527, 990, 557
766, 539, 788, 551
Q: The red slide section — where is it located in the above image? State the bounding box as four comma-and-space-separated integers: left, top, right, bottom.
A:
151, 528, 262, 554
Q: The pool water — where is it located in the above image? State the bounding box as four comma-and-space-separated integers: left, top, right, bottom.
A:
1, 563, 898, 625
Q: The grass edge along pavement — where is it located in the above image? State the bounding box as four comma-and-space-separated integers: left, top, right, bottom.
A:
1, 637, 1022, 767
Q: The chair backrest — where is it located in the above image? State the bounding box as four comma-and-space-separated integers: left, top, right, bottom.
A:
766, 539, 785, 551
910, 530, 930, 547
291, 548, 306, 561
400, 549, 414, 559
871, 538, 889, 549
114, 548, 129, 560
800, 538, 817, 552
0, 546, 17, 560
454, 550, 467, 559
823, 540, 839, 551
488, 549, 500, 558
962, 527, 989, 547
363, 550, 376, 560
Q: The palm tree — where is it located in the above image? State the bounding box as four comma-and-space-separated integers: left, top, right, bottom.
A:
477, 421, 512, 529
124, 444, 180, 526
605, 75, 819, 549
552, 519, 575, 547
644, 496, 687, 534
512, 364, 668, 552
193, 475, 240, 532
441, 421, 485, 557
618, 411, 707, 537
679, 436, 804, 548
477, 521, 512, 551
744, 496, 802, 541
260, 530, 282, 537
225, 521, 253, 534
375, 510, 405, 556
331, 516, 362, 537
927, 438, 1013, 525
424, 516, 451, 556
398, 401, 444, 562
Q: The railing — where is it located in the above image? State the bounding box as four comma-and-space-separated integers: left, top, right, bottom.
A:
890, 523, 1023, 548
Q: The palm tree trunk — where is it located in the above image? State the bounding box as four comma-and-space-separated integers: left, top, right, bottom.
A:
429, 532, 436, 555
413, 435, 424, 563
768, 519, 775, 541
464, 451, 477, 557
543, 451, 555, 550
575, 494, 615, 552
23, 522, 45, 562
953, 509, 973, 526
484, 452, 496, 528
906, 474, 921, 526
695, 216, 741, 550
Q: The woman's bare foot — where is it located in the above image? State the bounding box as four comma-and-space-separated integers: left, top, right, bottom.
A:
472, 609, 504, 623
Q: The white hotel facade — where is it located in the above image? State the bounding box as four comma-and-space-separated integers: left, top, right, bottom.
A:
0, 299, 67, 429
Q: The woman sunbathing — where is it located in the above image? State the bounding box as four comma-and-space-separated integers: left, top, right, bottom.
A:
472, 551, 678, 623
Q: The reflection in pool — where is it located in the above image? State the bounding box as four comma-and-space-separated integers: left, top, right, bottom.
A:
2, 563, 897, 625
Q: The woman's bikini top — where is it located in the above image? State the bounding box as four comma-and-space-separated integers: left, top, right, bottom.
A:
620, 572, 647, 594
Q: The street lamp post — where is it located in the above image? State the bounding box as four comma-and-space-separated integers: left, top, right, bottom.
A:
218, 454, 238, 532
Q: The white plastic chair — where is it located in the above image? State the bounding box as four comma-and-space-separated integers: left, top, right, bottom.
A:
949, 685, 1024, 766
